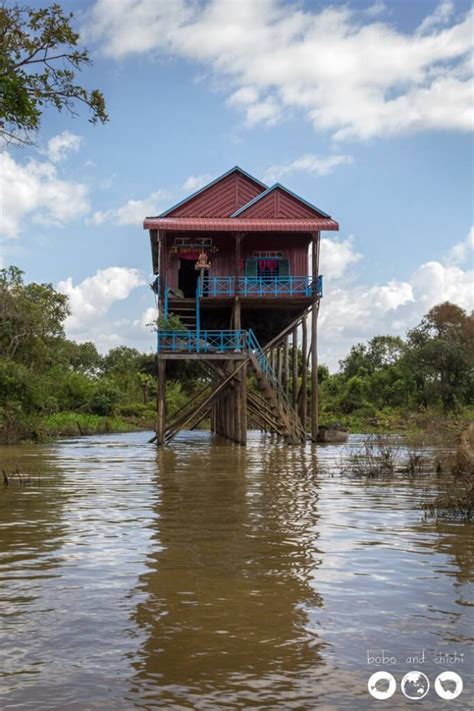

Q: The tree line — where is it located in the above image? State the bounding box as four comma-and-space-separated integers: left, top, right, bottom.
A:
0, 266, 472, 443
318, 301, 473, 426
0, 266, 194, 442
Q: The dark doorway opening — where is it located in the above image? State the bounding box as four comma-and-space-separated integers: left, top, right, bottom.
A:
178, 258, 199, 297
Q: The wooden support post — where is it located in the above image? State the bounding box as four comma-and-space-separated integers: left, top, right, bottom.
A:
284, 336, 289, 398
233, 297, 242, 443
301, 314, 308, 432
156, 358, 166, 445
229, 384, 235, 442
311, 304, 319, 440
277, 346, 282, 385
216, 395, 221, 436
292, 326, 298, 410
240, 363, 247, 445
311, 232, 320, 441
224, 387, 228, 440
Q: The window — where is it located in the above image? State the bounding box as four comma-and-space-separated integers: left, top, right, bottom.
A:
245, 258, 289, 278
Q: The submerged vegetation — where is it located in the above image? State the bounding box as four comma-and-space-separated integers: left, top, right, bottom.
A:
337, 426, 474, 521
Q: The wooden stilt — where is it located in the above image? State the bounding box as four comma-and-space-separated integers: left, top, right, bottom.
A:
311, 303, 319, 441
157, 358, 166, 445
277, 346, 282, 384
283, 337, 289, 398
233, 298, 242, 444
301, 314, 308, 432
311, 232, 321, 441
240, 363, 247, 445
166, 361, 248, 444
292, 326, 298, 409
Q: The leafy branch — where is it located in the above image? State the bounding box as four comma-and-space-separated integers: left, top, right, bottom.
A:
0, 2, 108, 145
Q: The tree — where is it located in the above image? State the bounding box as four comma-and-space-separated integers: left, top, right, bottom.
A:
0, 2, 108, 144
408, 303, 474, 411
0, 265, 69, 365
339, 335, 405, 378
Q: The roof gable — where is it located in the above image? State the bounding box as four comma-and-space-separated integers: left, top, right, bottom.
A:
231, 184, 331, 219
159, 166, 267, 218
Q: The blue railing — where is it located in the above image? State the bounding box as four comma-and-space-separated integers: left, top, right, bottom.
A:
199, 275, 323, 298
246, 329, 290, 407
157, 330, 246, 354
157, 327, 292, 409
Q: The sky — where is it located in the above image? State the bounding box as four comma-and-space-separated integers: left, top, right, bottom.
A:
0, 0, 473, 369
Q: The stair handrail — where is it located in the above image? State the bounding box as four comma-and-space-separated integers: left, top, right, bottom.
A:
246, 329, 292, 408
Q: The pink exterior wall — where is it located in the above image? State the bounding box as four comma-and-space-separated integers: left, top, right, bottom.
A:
164, 231, 311, 285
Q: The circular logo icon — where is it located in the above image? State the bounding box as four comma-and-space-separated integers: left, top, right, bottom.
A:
434, 671, 463, 700
368, 671, 397, 700
401, 671, 430, 700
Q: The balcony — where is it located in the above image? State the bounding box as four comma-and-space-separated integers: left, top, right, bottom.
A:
198, 275, 323, 298
157, 330, 247, 354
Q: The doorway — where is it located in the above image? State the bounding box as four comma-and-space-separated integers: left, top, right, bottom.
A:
178, 258, 199, 297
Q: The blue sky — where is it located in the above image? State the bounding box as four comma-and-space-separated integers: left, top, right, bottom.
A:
0, 0, 472, 368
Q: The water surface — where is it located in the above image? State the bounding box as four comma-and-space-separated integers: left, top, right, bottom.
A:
0, 431, 472, 709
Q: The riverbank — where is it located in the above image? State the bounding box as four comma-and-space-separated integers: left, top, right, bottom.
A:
0, 411, 154, 444
1, 406, 473, 445
320, 406, 474, 440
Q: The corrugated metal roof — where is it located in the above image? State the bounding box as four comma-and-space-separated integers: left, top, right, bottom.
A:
157, 166, 267, 217
143, 217, 339, 232
230, 183, 331, 218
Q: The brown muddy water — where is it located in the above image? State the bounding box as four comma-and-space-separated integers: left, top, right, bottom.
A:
0, 431, 472, 710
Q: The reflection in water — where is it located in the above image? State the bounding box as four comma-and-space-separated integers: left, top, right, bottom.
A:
129, 439, 325, 707
0, 431, 472, 710
0, 445, 69, 678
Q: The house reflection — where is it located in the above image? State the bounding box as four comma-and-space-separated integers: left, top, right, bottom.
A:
128, 437, 327, 705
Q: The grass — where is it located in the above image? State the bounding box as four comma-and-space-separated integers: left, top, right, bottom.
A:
39, 412, 142, 438
319, 406, 474, 438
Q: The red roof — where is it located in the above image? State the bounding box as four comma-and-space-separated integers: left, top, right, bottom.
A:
144, 166, 339, 233
143, 217, 338, 232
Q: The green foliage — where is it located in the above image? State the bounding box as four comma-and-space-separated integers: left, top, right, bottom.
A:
40, 412, 135, 437
157, 313, 185, 331
0, 2, 108, 144
318, 304, 473, 427
1, 264, 472, 442
407, 303, 474, 411
90, 380, 122, 416
0, 266, 201, 442
0, 266, 69, 366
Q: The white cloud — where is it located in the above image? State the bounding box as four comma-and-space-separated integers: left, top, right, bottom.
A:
134, 305, 157, 331
90, 189, 170, 226
57, 267, 145, 334
264, 154, 353, 183
364, 1, 387, 18
182, 174, 212, 191
320, 236, 362, 279
86, 0, 473, 141
417, 0, 454, 34
91, 190, 169, 225
319, 228, 474, 369
0, 151, 89, 239
445, 226, 474, 265
44, 131, 83, 162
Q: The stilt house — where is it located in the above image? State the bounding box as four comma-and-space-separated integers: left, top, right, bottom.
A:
144, 167, 338, 445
